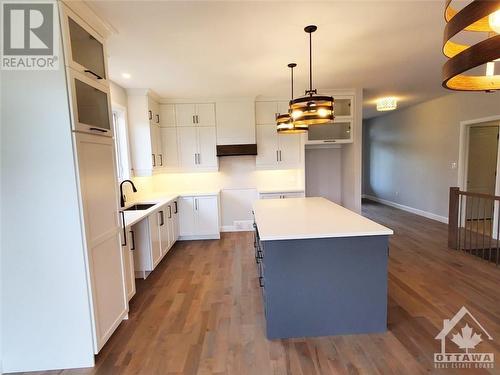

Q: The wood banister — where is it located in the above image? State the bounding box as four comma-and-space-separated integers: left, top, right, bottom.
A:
448, 187, 459, 249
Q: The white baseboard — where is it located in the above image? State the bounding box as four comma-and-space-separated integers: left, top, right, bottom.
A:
178, 234, 220, 241
363, 194, 448, 224
221, 220, 254, 232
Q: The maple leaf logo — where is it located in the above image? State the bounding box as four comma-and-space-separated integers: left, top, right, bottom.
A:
451, 324, 483, 353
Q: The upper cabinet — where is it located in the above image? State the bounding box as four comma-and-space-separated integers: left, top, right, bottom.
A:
255, 101, 289, 125
60, 4, 108, 84
160, 104, 176, 127
127, 91, 163, 176
216, 100, 255, 145
176, 103, 216, 127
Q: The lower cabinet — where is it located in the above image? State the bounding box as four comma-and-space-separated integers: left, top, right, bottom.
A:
178, 195, 220, 239
259, 191, 305, 199
122, 229, 136, 301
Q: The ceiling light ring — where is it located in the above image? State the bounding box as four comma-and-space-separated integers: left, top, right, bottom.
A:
445, 0, 497, 32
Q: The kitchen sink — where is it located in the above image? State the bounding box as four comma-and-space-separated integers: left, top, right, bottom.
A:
124, 203, 156, 211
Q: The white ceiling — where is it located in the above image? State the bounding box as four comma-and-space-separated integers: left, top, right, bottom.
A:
88, 0, 451, 118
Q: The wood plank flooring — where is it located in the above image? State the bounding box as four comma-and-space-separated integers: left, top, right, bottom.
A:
17, 200, 500, 374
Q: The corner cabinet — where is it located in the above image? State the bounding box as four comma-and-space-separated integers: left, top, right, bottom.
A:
178, 195, 220, 240
127, 91, 163, 176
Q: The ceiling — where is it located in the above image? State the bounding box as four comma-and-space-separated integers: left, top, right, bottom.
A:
88, 0, 451, 118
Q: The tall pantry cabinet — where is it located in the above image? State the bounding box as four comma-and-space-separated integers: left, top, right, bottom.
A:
1, 2, 128, 373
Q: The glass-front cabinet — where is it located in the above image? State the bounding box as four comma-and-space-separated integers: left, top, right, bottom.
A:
306, 96, 353, 144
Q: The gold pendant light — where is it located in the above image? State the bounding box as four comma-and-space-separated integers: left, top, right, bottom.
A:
277, 63, 308, 134
442, 0, 500, 91
290, 25, 334, 126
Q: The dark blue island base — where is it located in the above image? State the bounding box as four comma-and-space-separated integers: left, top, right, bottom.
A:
258, 235, 389, 340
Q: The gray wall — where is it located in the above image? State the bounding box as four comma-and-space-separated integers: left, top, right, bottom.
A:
363, 91, 500, 220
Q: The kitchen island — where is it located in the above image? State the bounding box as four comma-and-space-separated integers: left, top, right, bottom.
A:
253, 197, 393, 339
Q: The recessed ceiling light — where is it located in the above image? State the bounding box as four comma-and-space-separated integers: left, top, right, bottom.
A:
376, 97, 398, 112
122, 73, 131, 79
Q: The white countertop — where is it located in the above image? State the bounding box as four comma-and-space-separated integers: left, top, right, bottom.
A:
253, 197, 393, 241
122, 190, 220, 228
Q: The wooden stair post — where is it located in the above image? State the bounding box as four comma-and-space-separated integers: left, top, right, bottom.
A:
448, 187, 459, 249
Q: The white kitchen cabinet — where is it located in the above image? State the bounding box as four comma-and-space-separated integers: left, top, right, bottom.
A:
255, 101, 290, 125
256, 125, 302, 169
74, 133, 127, 353
178, 195, 220, 240
132, 213, 161, 279
122, 229, 136, 301
127, 91, 163, 176
173, 200, 180, 241
160, 127, 179, 169
259, 191, 305, 199
158, 204, 174, 257
160, 104, 176, 127
175, 103, 216, 127
177, 126, 218, 171
150, 213, 162, 268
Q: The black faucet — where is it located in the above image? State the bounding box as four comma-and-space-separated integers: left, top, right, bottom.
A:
119, 180, 137, 208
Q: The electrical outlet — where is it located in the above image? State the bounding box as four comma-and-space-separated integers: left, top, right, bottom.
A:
451, 162, 457, 169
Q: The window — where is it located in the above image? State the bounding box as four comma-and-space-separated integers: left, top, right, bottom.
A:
112, 108, 131, 181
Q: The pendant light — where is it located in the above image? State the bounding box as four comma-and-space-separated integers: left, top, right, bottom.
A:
442, 0, 500, 91
290, 25, 334, 126
277, 63, 308, 133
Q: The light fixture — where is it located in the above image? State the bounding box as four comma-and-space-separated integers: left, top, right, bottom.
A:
442, 0, 500, 91
376, 97, 398, 112
122, 73, 131, 79
277, 63, 308, 134
289, 25, 334, 126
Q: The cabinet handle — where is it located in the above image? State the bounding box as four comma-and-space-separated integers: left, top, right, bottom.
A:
120, 211, 127, 247
148, 110, 152, 120
195, 198, 198, 211
159, 154, 163, 166
152, 154, 156, 167
197, 153, 201, 165
89, 127, 107, 133
279, 150, 282, 161
130, 230, 136, 250
323, 140, 336, 143
276, 150, 279, 162
84, 69, 103, 80
156, 114, 160, 124
174, 201, 178, 214
192, 115, 196, 124
168, 205, 172, 219
159, 210, 165, 226
259, 276, 264, 288
194, 153, 197, 165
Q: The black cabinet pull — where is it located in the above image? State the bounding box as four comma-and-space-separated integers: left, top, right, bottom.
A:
168, 205, 172, 219
148, 110, 152, 120
152, 154, 156, 167
174, 201, 178, 214
159, 210, 165, 226
159, 154, 163, 166
120, 211, 127, 246
89, 127, 107, 133
130, 230, 136, 250
259, 276, 264, 288
156, 114, 160, 123
84, 69, 103, 80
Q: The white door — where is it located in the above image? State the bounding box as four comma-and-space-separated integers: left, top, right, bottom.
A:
178, 197, 196, 236
75, 133, 126, 353
158, 207, 169, 256
255, 102, 278, 125
278, 133, 302, 167
175, 104, 196, 127
149, 214, 162, 267
195, 196, 219, 236
177, 127, 198, 169
160, 104, 176, 127
196, 103, 216, 126
256, 125, 278, 166
160, 127, 179, 169
197, 127, 217, 168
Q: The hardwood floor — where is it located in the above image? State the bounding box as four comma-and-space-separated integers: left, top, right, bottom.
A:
19, 201, 500, 374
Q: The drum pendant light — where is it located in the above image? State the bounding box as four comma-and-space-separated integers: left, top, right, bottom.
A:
277, 63, 308, 133
290, 25, 334, 126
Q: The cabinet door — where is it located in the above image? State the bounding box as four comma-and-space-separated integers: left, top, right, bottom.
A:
154, 125, 163, 167
122, 230, 136, 301
197, 127, 217, 168
160, 127, 179, 169
149, 124, 159, 168
178, 197, 196, 236
158, 208, 169, 257
256, 125, 279, 166
160, 104, 176, 127
277, 101, 290, 117
196, 103, 216, 126
278, 133, 302, 167
74, 133, 126, 352
177, 127, 198, 169
195, 196, 219, 236
282, 192, 305, 198
167, 204, 175, 249
149, 214, 162, 267
255, 102, 278, 125
259, 193, 282, 199
173, 200, 180, 241
175, 104, 196, 127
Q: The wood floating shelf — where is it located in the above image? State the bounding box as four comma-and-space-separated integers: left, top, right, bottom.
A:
442, 0, 500, 91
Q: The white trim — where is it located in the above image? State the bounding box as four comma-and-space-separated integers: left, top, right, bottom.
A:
221, 226, 251, 232
178, 234, 220, 241
363, 195, 448, 224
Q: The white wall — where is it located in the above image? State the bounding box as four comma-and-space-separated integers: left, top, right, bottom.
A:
1, 30, 95, 372
110, 81, 128, 108
363, 91, 500, 220
305, 148, 342, 203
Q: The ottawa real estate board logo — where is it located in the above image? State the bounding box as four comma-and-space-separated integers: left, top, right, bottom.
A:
1, 1, 59, 70
434, 306, 494, 369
